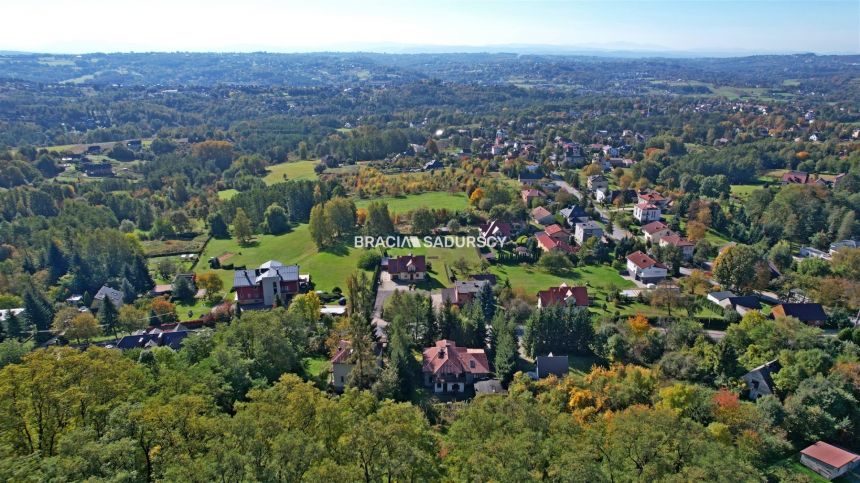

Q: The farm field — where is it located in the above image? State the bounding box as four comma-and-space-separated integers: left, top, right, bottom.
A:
263, 160, 319, 184
200, 224, 373, 293
355, 191, 469, 213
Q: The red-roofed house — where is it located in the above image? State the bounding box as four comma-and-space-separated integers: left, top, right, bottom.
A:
543, 224, 570, 243
537, 283, 589, 309
536, 231, 576, 254
633, 202, 662, 223
479, 220, 513, 239
422, 340, 491, 393
532, 206, 555, 225
637, 191, 668, 208
521, 188, 545, 205
782, 170, 810, 184
330, 340, 353, 390
659, 233, 695, 259
800, 441, 860, 480
641, 221, 672, 243
387, 255, 426, 281
626, 251, 668, 283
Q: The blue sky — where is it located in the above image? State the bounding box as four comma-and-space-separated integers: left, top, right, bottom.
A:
2, 0, 858, 54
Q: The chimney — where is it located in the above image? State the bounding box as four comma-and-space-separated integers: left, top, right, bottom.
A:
438, 348, 445, 358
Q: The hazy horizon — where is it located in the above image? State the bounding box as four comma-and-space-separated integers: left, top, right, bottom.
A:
2, 0, 858, 56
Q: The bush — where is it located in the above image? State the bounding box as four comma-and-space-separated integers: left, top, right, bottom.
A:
357, 251, 382, 270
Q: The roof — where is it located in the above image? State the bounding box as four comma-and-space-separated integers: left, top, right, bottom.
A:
800, 442, 860, 469
536, 354, 570, 378
773, 303, 827, 322
479, 220, 512, 238
708, 291, 736, 302
116, 330, 191, 351
537, 284, 588, 307
388, 255, 427, 274
575, 220, 602, 231
535, 232, 576, 253
474, 379, 506, 394
531, 206, 553, 221
470, 273, 497, 285
641, 221, 669, 235
727, 296, 761, 310
454, 279, 490, 294
518, 171, 543, 180
544, 224, 567, 236
638, 192, 665, 202
233, 261, 300, 288
635, 202, 659, 211
330, 340, 352, 364
782, 170, 810, 184
626, 251, 664, 270
743, 359, 781, 393
422, 340, 490, 378
521, 188, 544, 198
559, 205, 589, 221
93, 285, 123, 308
660, 233, 694, 247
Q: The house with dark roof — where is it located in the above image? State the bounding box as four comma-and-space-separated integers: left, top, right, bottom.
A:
81, 162, 114, 177
535, 353, 569, 379
474, 379, 506, 395
537, 284, 589, 309
92, 285, 124, 312
518, 170, 543, 185
724, 296, 762, 316
422, 339, 491, 393
626, 251, 667, 283
330, 340, 353, 391
387, 254, 426, 281
559, 205, 590, 226
741, 359, 781, 400
800, 442, 860, 480
574, 220, 603, 245
440, 280, 490, 307
772, 303, 828, 326
587, 174, 609, 192
115, 330, 191, 351
232, 260, 310, 307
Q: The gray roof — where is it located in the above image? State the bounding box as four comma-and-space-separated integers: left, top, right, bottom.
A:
474, 379, 506, 394
575, 220, 602, 230
708, 291, 736, 302
94, 285, 123, 308
233, 262, 299, 288
536, 354, 569, 378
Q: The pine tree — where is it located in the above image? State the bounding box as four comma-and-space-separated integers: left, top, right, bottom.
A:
23, 286, 54, 342
99, 297, 119, 339
121, 278, 137, 304
492, 313, 517, 385
436, 300, 458, 341
132, 256, 155, 293
5, 311, 21, 341
173, 277, 195, 303
45, 240, 68, 283
477, 282, 496, 322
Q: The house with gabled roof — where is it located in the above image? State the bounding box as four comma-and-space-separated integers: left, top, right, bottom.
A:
626, 251, 668, 283
559, 205, 590, 226
800, 442, 860, 480
741, 359, 781, 401
232, 260, 310, 307
422, 339, 491, 393
531, 206, 555, 225
536, 231, 576, 254
633, 202, 661, 223
637, 191, 668, 208
641, 221, 672, 243
330, 340, 353, 391
544, 224, 570, 243
92, 285, 124, 312
772, 303, 827, 326
440, 279, 490, 307
659, 233, 695, 259
386, 254, 427, 281
521, 188, 545, 205
537, 284, 589, 309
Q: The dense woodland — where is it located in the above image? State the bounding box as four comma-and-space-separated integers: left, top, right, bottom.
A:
0, 52, 858, 481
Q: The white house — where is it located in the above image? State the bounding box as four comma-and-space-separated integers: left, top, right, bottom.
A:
587, 174, 609, 192
633, 202, 661, 223
626, 251, 668, 283
641, 221, 672, 243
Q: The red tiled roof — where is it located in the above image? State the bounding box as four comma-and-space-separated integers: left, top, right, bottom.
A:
627, 250, 663, 269
422, 340, 490, 377
330, 339, 352, 364
479, 220, 512, 238
537, 284, 589, 307
801, 442, 860, 469
635, 202, 659, 210
660, 233, 694, 247
532, 206, 553, 220
536, 232, 576, 253
544, 224, 567, 236
388, 255, 426, 274
521, 188, 544, 198
782, 170, 809, 184
639, 192, 665, 202
641, 221, 669, 235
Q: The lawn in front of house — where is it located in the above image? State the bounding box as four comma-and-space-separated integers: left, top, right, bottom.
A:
263, 160, 319, 185
490, 263, 635, 300
388, 242, 484, 288
355, 191, 469, 213
200, 223, 373, 293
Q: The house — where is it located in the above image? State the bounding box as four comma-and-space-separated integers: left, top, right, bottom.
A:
829, 239, 858, 255
707, 291, 736, 306
232, 260, 310, 307
0, 308, 24, 322
641, 221, 672, 243
800, 246, 830, 259
387, 254, 427, 281
330, 340, 353, 390
658, 233, 695, 259
741, 359, 781, 401
535, 231, 576, 254
626, 251, 668, 283
781, 170, 810, 184
725, 296, 762, 316
574, 220, 603, 245
440, 280, 490, 307
537, 284, 589, 308
544, 224, 570, 243
521, 188, 545, 205
479, 220, 513, 240
423, 159, 444, 171
474, 379, 506, 395
637, 191, 668, 208
518, 171, 543, 185
559, 205, 590, 226
81, 162, 114, 177
596, 188, 636, 204
800, 442, 860, 480
587, 174, 609, 192
633, 202, 661, 223
422, 340, 491, 393
92, 285, 124, 311
531, 206, 555, 225
535, 353, 569, 379
772, 303, 828, 326
115, 329, 191, 351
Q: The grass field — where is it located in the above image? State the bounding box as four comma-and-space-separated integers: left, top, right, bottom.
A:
388, 242, 483, 288
355, 191, 469, 213
490, 263, 635, 298
263, 160, 319, 185
200, 224, 372, 293
729, 184, 762, 200
217, 189, 238, 200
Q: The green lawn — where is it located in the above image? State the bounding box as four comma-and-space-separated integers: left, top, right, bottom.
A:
490, 263, 634, 298
303, 356, 331, 379
217, 189, 238, 200
767, 458, 831, 483
263, 160, 319, 185
200, 224, 372, 293
729, 184, 762, 200
388, 242, 483, 288
355, 192, 469, 213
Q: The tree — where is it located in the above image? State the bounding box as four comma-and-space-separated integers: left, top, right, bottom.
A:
53, 309, 100, 344
364, 201, 395, 237
288, 292, 322, 324
173, 276, 195, 303
411, 208, 435, 235
263, 203, 290, 234
151, 298, 178, 325
537, 251, 573, 275
196, 272, 224, 303
46, 240, 68, 283
768, 240, 793, 272
524, 305, 593, 357
712, 244, 766, 294
23, 285, 54, 341
208, 212, 230, 238
117, 305, 146, 335
4, 310, 22, 340
232, 208, 253, 245
99, 297, 119, 339
325, 197, 357, 236
492, 312, 517, 385
309, 203, 334, 248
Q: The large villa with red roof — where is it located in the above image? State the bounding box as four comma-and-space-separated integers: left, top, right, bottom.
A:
422, 339, 490, 393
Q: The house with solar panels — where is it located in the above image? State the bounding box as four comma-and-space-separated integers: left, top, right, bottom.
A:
232, 260, 311, 308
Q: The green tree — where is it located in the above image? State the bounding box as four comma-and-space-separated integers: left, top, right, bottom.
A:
98, 297, 119, 339
364, 201, 395, 237
232, 208, 253, 245
411, 207, 435, 235
208, 211, 230, 238
263, 203, 290, 234
712, 244, 767, 294
309, 203, 333, 248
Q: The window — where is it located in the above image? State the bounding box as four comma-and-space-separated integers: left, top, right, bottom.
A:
340, 376, 344, 383
470, 360, 475, 369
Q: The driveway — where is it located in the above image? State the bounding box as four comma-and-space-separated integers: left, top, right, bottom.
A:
371, 271, 424, 338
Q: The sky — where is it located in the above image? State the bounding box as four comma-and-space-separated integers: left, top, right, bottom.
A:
1, 0, 858, 55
